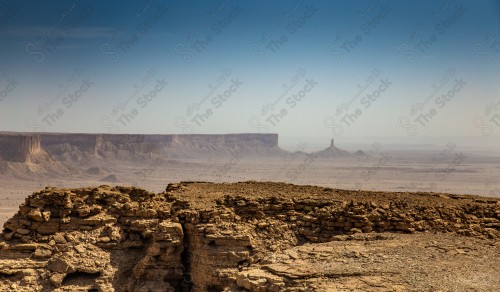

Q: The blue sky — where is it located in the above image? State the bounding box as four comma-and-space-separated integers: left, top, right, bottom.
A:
0, 0, 499, 146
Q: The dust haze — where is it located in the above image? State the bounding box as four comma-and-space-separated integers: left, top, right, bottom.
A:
1, 132, 499, 226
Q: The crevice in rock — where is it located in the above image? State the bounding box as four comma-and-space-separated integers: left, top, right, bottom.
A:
207, 285, 224, 291
178, 221, 192, 292
1, 182, 498, 291
237, 260, 250, 271
0, 271, 18, 280
61, 271, 101, 286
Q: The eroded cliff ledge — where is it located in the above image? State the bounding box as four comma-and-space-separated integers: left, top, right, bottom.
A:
0, 133, 283, 164
0, 133, 41, 163
1, 182, 499, 291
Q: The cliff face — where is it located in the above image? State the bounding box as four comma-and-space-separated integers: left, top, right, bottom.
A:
169, 133, 278, 148
0, 132, 282, 165
1, 182, 499, 291
3, 133, 280, 160
41, 133, 278, 149
41, 134, 99, 154
0, 133, 41, 163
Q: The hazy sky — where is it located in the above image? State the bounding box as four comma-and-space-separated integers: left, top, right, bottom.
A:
0, 0, 499, 145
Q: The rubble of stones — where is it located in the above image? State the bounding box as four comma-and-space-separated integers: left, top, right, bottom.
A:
0, 182, 499, 291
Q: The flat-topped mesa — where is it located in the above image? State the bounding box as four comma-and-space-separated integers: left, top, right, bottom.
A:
0, 182, 499, 291
0, 132, 281, 162
0, 133, 41, 163
41, 133, 100, 155
41, 133, 278, 148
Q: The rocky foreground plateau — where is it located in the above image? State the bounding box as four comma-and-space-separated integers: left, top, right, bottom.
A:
0, 182, 499, 291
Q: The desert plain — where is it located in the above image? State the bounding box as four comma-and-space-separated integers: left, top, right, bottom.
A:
0, 132, 499, 291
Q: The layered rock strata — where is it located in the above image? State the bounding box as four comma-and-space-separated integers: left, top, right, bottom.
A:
0, 182, 499, 291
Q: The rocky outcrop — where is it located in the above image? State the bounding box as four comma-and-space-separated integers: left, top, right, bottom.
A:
312, 138, 351, 158
1, 182, 499, 291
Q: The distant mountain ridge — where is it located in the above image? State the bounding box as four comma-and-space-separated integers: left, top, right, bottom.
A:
0, 132, 363, 178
